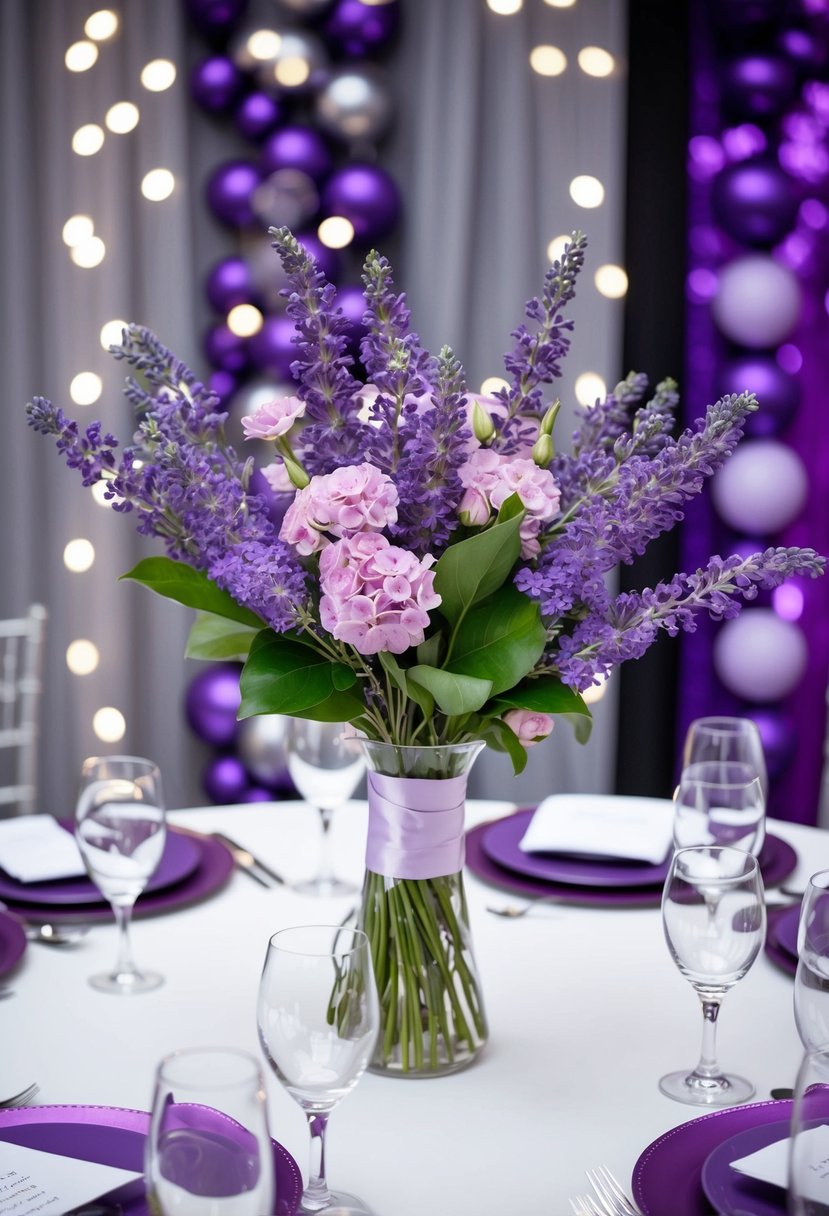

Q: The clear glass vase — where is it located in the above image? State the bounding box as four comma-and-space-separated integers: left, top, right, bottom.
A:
357, 740, 488, 1078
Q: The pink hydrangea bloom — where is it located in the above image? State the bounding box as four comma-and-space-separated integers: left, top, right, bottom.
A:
279, 462, 399, 556
319, 533, 441, 655
241, 395, 305, 440
457, 449, 561, 557
502, 709, 555, 748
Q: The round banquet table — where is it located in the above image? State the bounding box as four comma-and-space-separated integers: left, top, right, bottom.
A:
0, 799, 819, 1215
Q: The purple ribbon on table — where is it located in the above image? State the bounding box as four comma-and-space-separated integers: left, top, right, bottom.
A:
365, 772, 468, 879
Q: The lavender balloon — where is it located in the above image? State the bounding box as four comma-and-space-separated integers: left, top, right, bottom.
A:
261, 125, 332, 184
206, 160, 263, 228
248, 314, 299, 378
203, 754, 250, 804
714, 610, 807, 702
718, 355, 800, 437
184, 664, 242, 747
205, 256, 256, 313
234, 92, 282, 142
190, 56, 244, 113
204, 322, 249, 374
321, 162, 401, 241
324, 0, 399, 58
712, 160, 798, 246
711, 255, 801, 348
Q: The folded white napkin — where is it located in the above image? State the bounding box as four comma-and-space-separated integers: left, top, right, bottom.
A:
0, 814, 86, 882
519, 794, 675, 865
731, 1125, 829, 1203
0, 1140, 140, 1215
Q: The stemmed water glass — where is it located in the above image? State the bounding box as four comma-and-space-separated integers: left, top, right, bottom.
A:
285, 720, 366, 896
74, 754, 166, 994
788, 1047, 829, 1215
145, 1047, 275, 1216
660, 845, 766, 1106
257, 924, 379, 1216
794, 870, 829, 1052
672, 760, 766, 857
682, 715, 768, 798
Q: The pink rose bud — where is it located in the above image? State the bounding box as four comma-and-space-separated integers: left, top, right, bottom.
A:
502, 709, 555, 748
241, 395, 305, 441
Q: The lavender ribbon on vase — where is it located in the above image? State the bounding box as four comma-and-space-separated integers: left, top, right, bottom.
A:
365, 772, 468, 879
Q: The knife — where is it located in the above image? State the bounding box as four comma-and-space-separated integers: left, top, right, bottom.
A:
211, 833, 285, 888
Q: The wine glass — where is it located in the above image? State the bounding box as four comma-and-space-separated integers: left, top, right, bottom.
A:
660, 845, 766, 1106
672, 760, 766, 857
285, 720, 366, 896
794, 871, 829, 1052
682, 715, 768, 798
145, 1047, 275, 1216
788, 1047, 829, 1215
74, 754, 166, 994
257, 924, 379, 1216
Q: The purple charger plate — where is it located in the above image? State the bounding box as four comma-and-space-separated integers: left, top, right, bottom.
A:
0, 826, 202, 907
632, 1098, 800, 1216
765, 904, 800, 978
0, 908, 26, 977
482, 808, 671, 887
465, 812, 798, 908
0, 833, 234, 924
701, 1120, 791, 1216
0, 1105, 302, 1216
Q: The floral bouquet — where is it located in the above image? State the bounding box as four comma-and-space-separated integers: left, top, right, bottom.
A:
28, 228, 823, 1076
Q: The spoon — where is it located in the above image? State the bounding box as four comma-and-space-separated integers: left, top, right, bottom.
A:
25, 922, 90, 946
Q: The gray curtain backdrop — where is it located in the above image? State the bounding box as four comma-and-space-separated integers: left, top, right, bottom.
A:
1, 0, 627, 813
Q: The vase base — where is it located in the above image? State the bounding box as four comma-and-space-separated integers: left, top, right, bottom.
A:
368, 1045, 486, 1080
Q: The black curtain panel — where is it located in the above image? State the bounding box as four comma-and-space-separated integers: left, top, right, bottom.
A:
616, 0, 690, 798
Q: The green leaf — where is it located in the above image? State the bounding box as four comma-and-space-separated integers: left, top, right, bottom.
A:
407, 665, 492, 715
185, 612, 259, 662
416, 632, 443, 668
446, 585, 546, 696
121, 557, 264, 628
433, 509, 524, 626
331, 664, 358, 691
476, 715, 528, 774
494, 491, 524, 523
379, 652, 435, 719
491, 677, 593, 744
239, 631, 363, 720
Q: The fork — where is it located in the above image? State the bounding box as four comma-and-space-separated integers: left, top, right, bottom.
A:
486, 895, 561, 918
585, 1166, 643, 1216
0, 1082, 39, 1109
570, 1196, 603, 1216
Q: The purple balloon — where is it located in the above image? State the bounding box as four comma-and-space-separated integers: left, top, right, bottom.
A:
185, 664, 242, 748
206, 160, 263, 228
261, 125, 332, 184
721, 54, 798, 121
336, 283, 368, 353
185, 0, 249, 40
203, 754, 250, 804
235, 92, 283, 142
248, 314, 298, 378
190, 56, 244, 113
241, 786, 277, 803
747, 708, 797, 780
321, 163, 401, 241
293, 231, 340, 282
204, 322, 249, 374
712, 160, 798, 246
718, 355, 800, 436
776, 26, 829, 76
205, 256, 256, 313
209, 368, 239, 407
324, 0, 399, 57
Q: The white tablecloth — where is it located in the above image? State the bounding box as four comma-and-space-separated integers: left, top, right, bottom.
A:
2, 799, 821, 1215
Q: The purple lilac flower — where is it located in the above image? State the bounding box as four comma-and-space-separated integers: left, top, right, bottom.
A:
269, 226, 368, 474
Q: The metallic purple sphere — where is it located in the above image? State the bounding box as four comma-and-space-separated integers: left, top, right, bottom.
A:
184, 664, 242, 748
712, 160, 798, 246
234, 92, 283, 142
718, 355, 800, 436
206, 160, 263, 228
324, 0, 399, 57
721, 54, 797, 121
205, 256, 256, 313
190, 56, 244, 113
209, 369, 238, 407
204, 322, 249, 374
248, 314, 298, 378
203, 755, 250, 804
261, 125, 332, 184
321, 162, 401, 241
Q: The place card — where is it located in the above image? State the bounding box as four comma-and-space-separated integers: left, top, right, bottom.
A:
0, 815, 86, 882
0, 1140, 141, 1215
519, 794, 675, 864
731, 1124, 829, 1204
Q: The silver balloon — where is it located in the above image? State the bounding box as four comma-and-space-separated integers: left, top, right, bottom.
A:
252, 169, 319, 230
255, 30, 328, 93
314, 65, 394, 143
237, 714, 290, 787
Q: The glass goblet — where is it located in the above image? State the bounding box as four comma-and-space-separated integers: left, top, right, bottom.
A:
660, 845, 766, 1106
795, 870, 829, 1052
672, 760, 766, 857
285, 720, 366, 897
788, 1047, 829, 1215
681, 715, 768, 799
75, 754, 166, 994
257, 924, 379, 1216
145, 1047, 275, 1216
